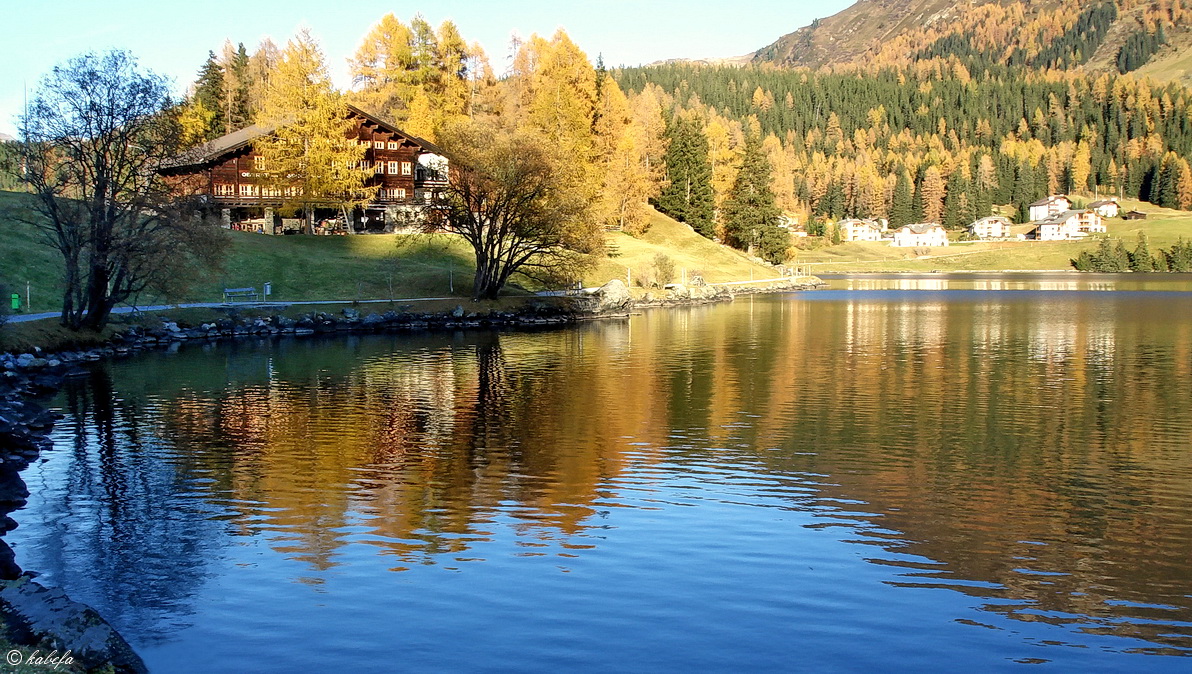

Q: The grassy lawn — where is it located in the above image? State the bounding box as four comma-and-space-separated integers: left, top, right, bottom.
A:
0, 190, 782, 315
593, 209, 778, 286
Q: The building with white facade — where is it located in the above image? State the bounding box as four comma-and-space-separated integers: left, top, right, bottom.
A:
892, 223, 949, 248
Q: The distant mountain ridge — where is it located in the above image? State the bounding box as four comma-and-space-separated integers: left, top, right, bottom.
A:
751, 0, 1192, 83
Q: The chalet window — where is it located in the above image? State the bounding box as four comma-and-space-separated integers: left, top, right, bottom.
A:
388, 161, 399, 174
375, 162, 384, 174
396, 188, 406, 200
374, 141, 384, 149
253, 156, 265, 171
239, 184, 259, 197
261, 186, 281, 197
387, 141, 399, 150
401, 161, 412, 175
214, 183, 235, 196
360, 160, 370, 170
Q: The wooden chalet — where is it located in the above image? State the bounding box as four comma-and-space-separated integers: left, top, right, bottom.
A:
160, 105, 448, 234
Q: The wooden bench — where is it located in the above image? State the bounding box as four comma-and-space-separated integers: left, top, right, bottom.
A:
223, 287, 259, 303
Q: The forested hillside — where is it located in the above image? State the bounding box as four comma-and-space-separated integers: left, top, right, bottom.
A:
616, 62, 1192, 229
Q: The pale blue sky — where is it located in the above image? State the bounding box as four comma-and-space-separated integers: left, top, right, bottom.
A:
0, 0, 853, 136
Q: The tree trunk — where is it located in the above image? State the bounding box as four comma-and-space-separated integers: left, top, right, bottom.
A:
472, 252, 502, 300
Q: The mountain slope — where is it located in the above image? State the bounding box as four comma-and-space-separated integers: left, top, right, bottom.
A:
752, 0, 974, 70
752, 0, 1192, 82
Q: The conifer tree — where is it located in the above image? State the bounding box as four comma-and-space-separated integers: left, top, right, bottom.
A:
1130, 233, 1157, 272
218, 41, 251, 132
943, 169, 971, 230
193, 51, 224, 124
255, 29, 374, 229
657, 114, 714, 237
1013, 160, 1040, 223
183, 51, 225, 143
919, 165, 946, 223
722, 134, 785, 262
596, 79, 652, 234
890, 170, 915, 227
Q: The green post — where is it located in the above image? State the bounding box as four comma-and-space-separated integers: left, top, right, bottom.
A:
10, 293, 20, 311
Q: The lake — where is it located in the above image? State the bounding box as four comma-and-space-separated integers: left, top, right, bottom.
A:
8, 274, 1192, 672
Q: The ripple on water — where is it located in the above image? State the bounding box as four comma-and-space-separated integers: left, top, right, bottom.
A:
6, 291, 1192, 671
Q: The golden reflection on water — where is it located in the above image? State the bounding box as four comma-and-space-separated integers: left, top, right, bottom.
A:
38, 288, 1192, 654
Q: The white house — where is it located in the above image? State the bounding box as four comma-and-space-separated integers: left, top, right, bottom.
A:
1029, 195, 1072, 222
839, 218, 884, 242
892, 223, 949, 248
1088, 199, 1120, 218
967, 215, 1013, 240
1025, 209, 1104, 240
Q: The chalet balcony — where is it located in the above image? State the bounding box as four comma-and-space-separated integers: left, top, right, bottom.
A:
415, 167, 448, 187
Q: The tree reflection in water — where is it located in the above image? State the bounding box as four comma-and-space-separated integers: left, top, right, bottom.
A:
7, 290, 1192, 660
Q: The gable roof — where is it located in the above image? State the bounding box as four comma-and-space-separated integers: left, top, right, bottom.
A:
1038, 209, 1092, 225
1030, 195, 1070, 208
970, 215, 1011, 227
161, 104, 444, 173
897, 223, 944, 235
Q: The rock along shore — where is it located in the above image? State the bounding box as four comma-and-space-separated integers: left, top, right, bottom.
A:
0, 276, 821, 671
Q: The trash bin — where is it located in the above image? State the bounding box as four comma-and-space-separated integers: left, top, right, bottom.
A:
10, 294, 19, 312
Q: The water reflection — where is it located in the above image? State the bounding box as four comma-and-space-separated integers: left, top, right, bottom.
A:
822, 272, 1192, 293
8, 288, 1192, 669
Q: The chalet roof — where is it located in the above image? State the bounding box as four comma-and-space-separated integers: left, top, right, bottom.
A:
840, 218, 880, 229
898, 223, 943, 234
1038, 209, 1088, 225
1030, 195, 1070, 207
970, 215, 1011, 226
160, 120, 282, 171
160, 104, 444, 173
1088, 199, 1118, 208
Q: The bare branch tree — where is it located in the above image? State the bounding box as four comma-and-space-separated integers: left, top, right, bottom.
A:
422, 120, 600, 300
16, 50, 225, 331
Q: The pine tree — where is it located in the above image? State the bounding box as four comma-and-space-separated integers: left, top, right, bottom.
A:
943, 168, 970, 230
193, 51, 224, 124
890, 170, 914, 227
1157, 152, 1181, 208
919, 165, 946, 223
658, 114, 714, 237
815, 180, 845, 219
722, 134, 785, 261
255, 29, 374, 228
1013, 160, 1038, 223
184, 51, 225, 143
1130, 233, 1157, 272
596, 79, 652, 234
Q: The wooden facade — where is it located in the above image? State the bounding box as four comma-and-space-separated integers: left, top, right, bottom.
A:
161, 105, 448, 233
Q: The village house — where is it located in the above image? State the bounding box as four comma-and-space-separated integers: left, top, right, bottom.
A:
1024, 209, 1105, 241
838, 218, 886, 242
967, 215, 1013, 240
1124, 210, 1149, 220
1088, 199, 1120, 218
160, 105, 448, 234
1028, 195, 1072, 222
892, 223, 949, 248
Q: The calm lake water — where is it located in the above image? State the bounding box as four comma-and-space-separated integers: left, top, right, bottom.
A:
9, 274, 1192, 672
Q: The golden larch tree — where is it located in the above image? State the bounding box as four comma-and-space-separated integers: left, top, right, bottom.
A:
255, 29, 374, 230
